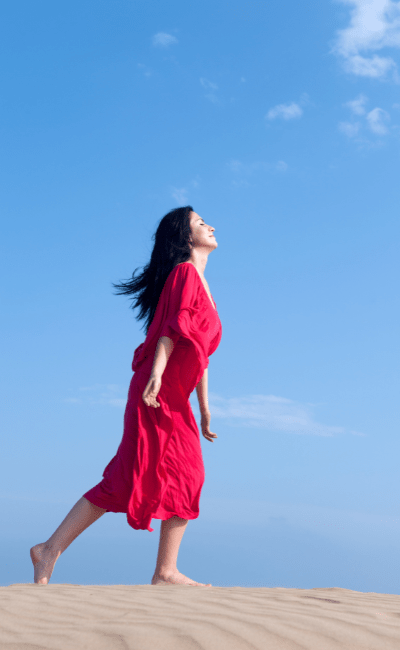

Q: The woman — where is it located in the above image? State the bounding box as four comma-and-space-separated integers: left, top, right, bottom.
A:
30, 206, 222, 587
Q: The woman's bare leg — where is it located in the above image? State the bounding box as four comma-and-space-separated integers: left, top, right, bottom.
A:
30, 497, 107, 584
151, 516, 211, 586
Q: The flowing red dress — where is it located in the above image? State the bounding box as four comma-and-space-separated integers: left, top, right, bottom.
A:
83, 262, 222, 532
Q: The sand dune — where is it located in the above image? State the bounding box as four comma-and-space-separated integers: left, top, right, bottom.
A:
1, 584, 400, 649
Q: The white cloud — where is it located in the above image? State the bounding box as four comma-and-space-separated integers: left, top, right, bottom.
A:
345, 93, 368, 114
266, 102, 303, 120
197, 393, 362, 437
66, 383, 363, 438
276, 160, 288, 172
204, 93, 219, 104
170, 178, 199, 203
341, 94, 392, 138
299, 91, 311, 105
231, 179, 251, 188
338, 120, 361, 136
227, 160, 270, 175
171, 187, 189, 204
228, 159, 244, 173
200, 78, 219, 103
332, 0, 400, 79
200, 78, 218, 90
366, 106, 391, 131
152, 32, 178, 47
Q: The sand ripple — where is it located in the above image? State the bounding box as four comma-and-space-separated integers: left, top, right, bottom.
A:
1, 584, 400, 649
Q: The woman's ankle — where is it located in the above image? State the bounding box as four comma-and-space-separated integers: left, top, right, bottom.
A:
42, 541, 62, 557
154, 565, 176, 578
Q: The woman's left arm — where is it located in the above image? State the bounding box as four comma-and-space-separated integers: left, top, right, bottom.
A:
196, 367, 209, 414
196, 368, 218, 443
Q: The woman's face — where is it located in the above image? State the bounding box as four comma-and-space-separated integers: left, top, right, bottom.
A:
189, 212, 217, 250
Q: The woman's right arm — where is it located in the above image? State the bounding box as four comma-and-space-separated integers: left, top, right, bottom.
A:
151, 336, 175, 378
142, 336, 174, 408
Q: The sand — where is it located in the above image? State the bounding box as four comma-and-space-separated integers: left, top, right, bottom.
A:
1, 584, 400, 649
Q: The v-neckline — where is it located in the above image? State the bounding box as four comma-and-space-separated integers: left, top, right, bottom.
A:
177, 262, 217, 311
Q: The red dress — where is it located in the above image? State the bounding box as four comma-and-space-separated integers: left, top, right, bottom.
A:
83, 262, 222, 532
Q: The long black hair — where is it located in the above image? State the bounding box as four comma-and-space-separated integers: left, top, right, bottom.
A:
113, 206, 194, 334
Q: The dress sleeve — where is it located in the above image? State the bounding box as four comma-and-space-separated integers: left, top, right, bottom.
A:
158, 264, 207, 348
132, 263, 210, 385
159, 321, 181, 345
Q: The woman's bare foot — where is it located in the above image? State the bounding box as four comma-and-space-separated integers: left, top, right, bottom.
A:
151, 570, 211, 586
30, 543, 61, 585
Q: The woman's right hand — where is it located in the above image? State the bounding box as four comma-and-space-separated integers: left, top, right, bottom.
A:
142, 375, 162, 408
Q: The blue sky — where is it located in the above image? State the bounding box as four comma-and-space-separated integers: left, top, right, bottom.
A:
1, 0, 400, 591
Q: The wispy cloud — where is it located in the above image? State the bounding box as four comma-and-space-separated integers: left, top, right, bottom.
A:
171, 187, 189, 204
191, 393, 364, 437
198, 393, 363, 437
366, 106, 391, 132
169, 177, 200, 205
228, 160, 267, 173
332, 0, 400, 79
66, 384, 362, 438
345, 93, 368, 114
190, 175, 200, 189
200, 78, 218, 90
266, 102, 303, 120
227, 159, 289, 179
276, 160, 289, 172
338, 120, 361, 137
200, 77, 219, 103
64, 384, 127, 408
152, 32, 178, 47
137, 63, 152, 77
231, 179, 251, 188
228, 160, 245, 173
266, 93, 310, 121
339, 94, 392, 137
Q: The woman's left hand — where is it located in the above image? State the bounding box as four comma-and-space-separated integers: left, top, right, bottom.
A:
200, 410, 218, 443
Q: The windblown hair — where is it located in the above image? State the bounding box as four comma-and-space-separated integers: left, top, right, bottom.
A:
113, 206, 194, 334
